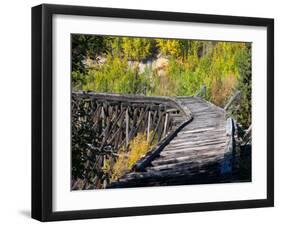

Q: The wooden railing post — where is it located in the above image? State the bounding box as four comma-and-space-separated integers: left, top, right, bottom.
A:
242, 125, 252, 145
101, 105, 105, 128
125, 108, 129, 147
147, 111, 151, 141
195, 84, 206, 99
163, 113, 168, 136
224, 91, 241, 111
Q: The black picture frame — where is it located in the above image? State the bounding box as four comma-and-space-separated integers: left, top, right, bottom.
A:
32, 3, 274, 222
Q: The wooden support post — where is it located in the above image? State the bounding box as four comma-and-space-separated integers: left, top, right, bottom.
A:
242, 125, 252, 145
202, 85, 206, 99
220, 117, 234, 175
125, 108, 129, 147
195, 84, 206, 98
151, 111, 162, 144
147, 111, 151, 141
163, 113, 168, 136
101, 105, 105, 128
224, 91, 241, 111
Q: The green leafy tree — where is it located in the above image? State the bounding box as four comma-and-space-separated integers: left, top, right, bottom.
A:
156, 39, 189, 60
71, 34, 108, 73
121, 37, 153, 61
231, 44, 252, 128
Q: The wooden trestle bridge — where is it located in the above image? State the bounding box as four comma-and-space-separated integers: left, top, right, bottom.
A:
72, 90, 251, 189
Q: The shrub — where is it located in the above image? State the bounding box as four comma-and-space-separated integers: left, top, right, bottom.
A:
121, 37, 153, 61
110, 132, 154, 181
210, 74, 237, 106
230, 45, 252, 128
110, 149, 129, 181
83, 54, 151, 95
72, 70, 86, 91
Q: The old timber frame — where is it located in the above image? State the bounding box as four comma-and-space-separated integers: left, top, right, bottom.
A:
72, 92, 251, 189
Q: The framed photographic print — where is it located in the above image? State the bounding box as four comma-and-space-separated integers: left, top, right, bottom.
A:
32, 4, 274, 221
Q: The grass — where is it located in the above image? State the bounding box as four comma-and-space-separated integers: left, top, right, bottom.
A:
109, 132, 154, 182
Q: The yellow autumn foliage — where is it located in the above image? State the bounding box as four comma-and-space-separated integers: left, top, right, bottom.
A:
110, 132, 154, 181
110, 149, 128, 181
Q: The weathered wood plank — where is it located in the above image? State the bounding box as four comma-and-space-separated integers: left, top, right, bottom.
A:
107, 95, 231, 187
73, 92, 243, 189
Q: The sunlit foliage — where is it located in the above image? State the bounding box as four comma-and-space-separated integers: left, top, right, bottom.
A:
121, 37, 153, 61
109, 132, 154, 182
71, 35, 252, 127
156, 39, 189, 60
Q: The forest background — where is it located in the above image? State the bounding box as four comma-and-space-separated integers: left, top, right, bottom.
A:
72, 35, 251, 128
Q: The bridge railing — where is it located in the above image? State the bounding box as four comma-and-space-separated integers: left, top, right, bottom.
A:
72, 92, 190, 152
72, 92, 193, 189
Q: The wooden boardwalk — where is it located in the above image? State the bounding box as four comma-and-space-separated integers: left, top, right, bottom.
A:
109, 96, 242, 188
72, 92, 251, 189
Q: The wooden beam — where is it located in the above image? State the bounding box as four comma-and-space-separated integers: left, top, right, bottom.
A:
195, 85, 206, 98
224, 91, 241, 111
220, 117, 234, 175
125, 108, 129, 147
242, 124, 252, 145
147, 111, 151, 141
163, 113, 169, 136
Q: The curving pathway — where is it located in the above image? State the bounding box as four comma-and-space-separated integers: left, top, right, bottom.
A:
109, 96, 240, 188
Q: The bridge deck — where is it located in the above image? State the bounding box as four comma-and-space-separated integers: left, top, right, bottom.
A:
109, 96, 234, 188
